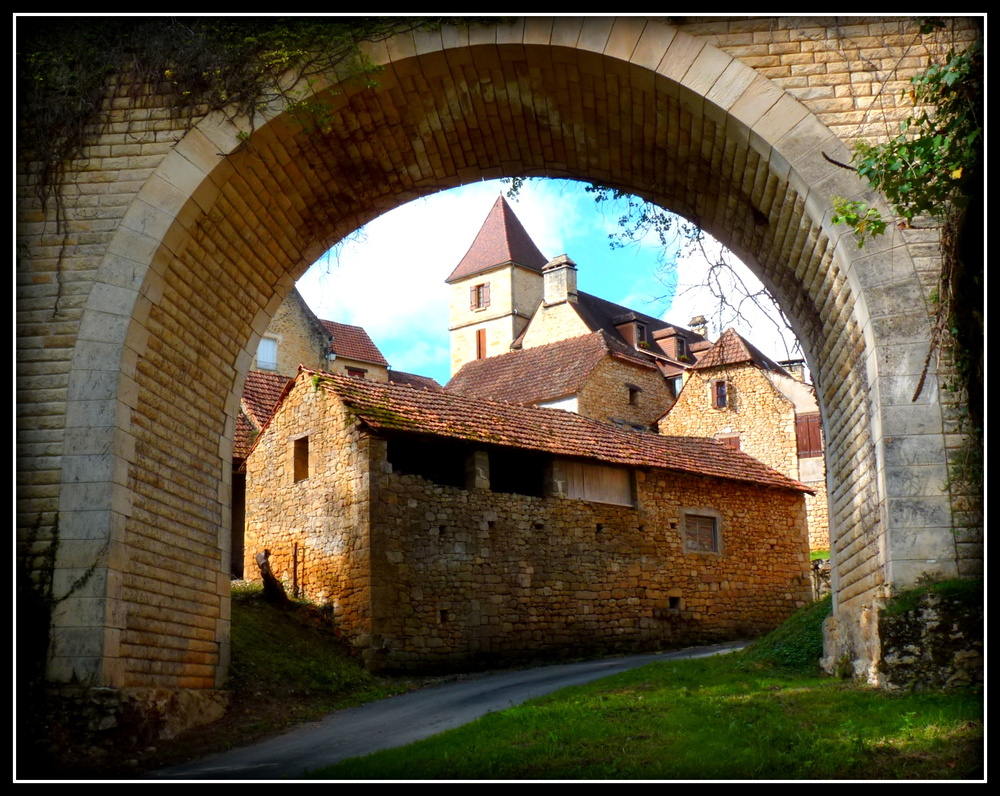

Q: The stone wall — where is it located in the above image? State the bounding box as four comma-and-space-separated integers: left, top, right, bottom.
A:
659, 361, 830, 550
251, 290, 327, 377
365, 446, 810, 671
576, 356, 674, 429
877, 583, 983, 691
244, 377, 374, 638
244, 375, 811, 671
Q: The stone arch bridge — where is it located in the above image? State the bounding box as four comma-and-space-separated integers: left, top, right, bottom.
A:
17, 16, 980, 723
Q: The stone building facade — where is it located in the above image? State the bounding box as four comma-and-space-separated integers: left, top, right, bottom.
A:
658, 328, 829, 550
448, 330, 675, 430
245, 368, 813, 672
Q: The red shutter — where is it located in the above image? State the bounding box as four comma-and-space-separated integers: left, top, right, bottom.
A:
476, 328, 487, 359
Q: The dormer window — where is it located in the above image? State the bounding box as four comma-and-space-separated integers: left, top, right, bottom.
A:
635, 322, 648, 346
470, 283, 491, 310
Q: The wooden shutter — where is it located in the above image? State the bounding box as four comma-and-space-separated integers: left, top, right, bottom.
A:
796, 413, 823, 457
476, 328, 487, 359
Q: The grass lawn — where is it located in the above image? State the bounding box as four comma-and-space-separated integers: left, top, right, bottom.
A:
308, 597, 983, 781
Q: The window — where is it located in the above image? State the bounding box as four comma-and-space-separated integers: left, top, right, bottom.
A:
627, 384, 641, 406
668, 375, 684, 398
476, 328, 487, 359
257, 337, 278, 371
712, 379, 728, 409
346, 367, 367, 379
674, 336, 688, 360
682, 511, 720, 553
470, 282, 491, 310
718, 434, 740, 451
293, 436, 309, 482
796, 412, 824, 457
635, 322, 648, 346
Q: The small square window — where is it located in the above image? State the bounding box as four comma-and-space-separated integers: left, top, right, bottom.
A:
346, 367, 367, 379
683, 513, 720, 553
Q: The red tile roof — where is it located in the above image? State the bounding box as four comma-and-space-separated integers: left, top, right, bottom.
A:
445, 196, 549, 283
691, 328, 789, 374
302, 368, 812, 494
447, 331, 657, 406
388, 370, 444, 391
320, 320, 389, 367
236, 370, 293, 459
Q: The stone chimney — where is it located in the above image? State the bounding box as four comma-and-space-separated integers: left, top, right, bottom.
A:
543, 254, 578, 305
689, 314, 708, 337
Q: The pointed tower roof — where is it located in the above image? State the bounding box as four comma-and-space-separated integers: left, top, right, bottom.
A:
691, 328, 789, 374
445, 196, 548, 283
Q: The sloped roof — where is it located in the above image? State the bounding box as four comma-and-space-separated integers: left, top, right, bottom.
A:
512, 290, 710, 364
321, 320, 389, 367
388, 370, 444, 391
300, 368, 811, 494
447, 330, 657, 406
235, 370, 293, 459
691, 327, 789, 374
445, 196, 549, 283
242, 370, 294, 427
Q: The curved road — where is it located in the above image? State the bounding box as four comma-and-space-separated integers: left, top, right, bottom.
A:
150, 642, 744, 780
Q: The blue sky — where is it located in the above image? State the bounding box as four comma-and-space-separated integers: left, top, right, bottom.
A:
296, 178, 800, 385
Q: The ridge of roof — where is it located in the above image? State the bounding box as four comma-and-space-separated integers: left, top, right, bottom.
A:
445, 196, 548, 283
296, 368, 812, 494
691, 327, 789, 374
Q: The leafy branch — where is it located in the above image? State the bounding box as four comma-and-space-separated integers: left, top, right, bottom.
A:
830, 40, 982, 247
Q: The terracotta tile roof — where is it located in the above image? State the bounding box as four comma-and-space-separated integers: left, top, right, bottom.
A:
233, 411, 258, 461
304, 368, 812, 494
445, 196, 549, 283
691, 328, 789, 374
447, 331, 657, 406
320, 320, 389, 367
236, 370, 293, 459
388, 370, 444, 391
242, 370, 294, 427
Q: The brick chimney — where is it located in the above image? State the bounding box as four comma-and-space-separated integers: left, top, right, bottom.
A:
543, 254, 578, 305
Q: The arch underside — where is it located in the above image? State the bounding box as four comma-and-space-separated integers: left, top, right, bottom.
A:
43, 24, 955, 690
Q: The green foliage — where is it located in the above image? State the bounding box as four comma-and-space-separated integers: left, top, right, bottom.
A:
311, 633, 982, 780
831, 41, 982, 247
882, 577, 983, 618
737, 595, 832, 674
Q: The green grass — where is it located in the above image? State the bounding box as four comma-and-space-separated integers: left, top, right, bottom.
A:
227, 582, 406, 706
810, 549, 830, 561
308, 596, 983, 780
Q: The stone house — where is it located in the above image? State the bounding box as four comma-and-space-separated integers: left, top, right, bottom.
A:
244, 367, 813, 672
233, 290, 423, 574
445, 197, 713, 386
448, 329, 674, 431
657, 328, 829, 551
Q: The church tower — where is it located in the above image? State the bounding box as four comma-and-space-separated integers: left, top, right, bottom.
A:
445, 196, 547, 374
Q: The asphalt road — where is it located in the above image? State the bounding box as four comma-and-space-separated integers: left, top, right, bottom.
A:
149, 641, 744, 780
